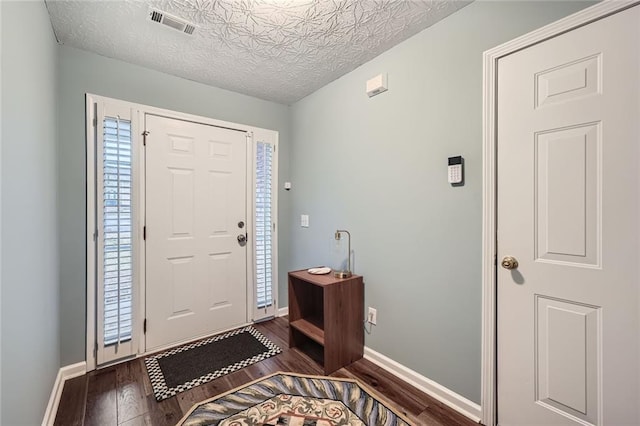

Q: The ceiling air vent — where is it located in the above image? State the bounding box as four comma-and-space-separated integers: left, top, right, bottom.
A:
148, 8, 196, 35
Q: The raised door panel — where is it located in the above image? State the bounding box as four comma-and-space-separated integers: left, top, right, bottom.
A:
535, 123, 600, 267
535, 296, 600, 424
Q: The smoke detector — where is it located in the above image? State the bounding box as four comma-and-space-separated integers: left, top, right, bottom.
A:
149, 8, 196, 35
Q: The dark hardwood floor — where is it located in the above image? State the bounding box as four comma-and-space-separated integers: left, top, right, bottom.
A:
54, 317, 478, 426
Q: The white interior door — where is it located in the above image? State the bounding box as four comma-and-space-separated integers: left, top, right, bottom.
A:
497, 6, 639, 425
145, 114, 248, 351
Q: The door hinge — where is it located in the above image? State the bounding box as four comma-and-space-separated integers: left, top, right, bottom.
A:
93, 230, 98, 241
143, 226, 146, 240
94, 341, 98, 357
272, 222, 276, 232
143, 318, 147, 334
142, 130, 149, 146
93, 117, 97, 127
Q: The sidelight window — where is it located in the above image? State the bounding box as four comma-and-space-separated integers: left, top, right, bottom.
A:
101, 116, 133, 346
255, 141, 274, 310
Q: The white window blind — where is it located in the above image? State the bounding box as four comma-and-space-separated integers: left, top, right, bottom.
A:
255, 142, 273, 309
102, 117, 133, 345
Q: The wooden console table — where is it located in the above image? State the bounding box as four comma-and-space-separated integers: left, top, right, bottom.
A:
288, 269, 364, 374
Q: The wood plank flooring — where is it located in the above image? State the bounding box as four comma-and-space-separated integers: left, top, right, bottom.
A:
54, 317, 478, 426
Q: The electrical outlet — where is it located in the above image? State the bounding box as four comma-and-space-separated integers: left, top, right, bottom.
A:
367, 307, 377, 325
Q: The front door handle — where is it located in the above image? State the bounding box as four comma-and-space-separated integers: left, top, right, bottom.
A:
237, 234, 247, 245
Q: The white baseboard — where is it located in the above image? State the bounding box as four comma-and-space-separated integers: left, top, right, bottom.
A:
364, 347, 482, 423
42, 361, 87, 426
277, 307, 288, 317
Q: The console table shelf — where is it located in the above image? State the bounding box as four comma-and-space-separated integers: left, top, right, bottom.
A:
290, 318, 325, 345
288, 270, 364, 374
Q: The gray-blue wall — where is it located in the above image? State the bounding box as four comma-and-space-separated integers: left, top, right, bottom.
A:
1, 2, 61, 424
57, 45, 292, 365
287, 0, 594, 404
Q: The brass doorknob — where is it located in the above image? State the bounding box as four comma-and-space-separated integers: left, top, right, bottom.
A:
501, 256, 519, 270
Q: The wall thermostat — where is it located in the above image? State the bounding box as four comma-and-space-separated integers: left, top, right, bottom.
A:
448, 156, 464, 185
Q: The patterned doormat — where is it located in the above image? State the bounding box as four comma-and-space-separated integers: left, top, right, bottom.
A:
144, 326, 281, 401
179, 372, 413, 426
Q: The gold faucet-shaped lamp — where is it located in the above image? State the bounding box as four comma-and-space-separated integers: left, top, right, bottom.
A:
334, 230, 352, 278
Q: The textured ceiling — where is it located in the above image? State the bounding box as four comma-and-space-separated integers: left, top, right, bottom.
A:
46, 0, 470, 104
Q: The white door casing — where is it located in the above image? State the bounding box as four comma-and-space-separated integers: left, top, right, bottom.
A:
496, 5, 639, 426
145, 114, 249, 351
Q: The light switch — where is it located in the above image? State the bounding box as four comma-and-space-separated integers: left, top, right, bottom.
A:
301, 214, 309, 227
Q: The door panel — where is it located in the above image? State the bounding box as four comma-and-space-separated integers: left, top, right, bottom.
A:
497, 6, 639, 425
535, 296, 600, 423
534, 123, 599, 266
145, 114, 248, 351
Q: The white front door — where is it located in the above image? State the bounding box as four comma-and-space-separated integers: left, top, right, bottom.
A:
145, 114, 248, 351
497, 6, 639, 425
